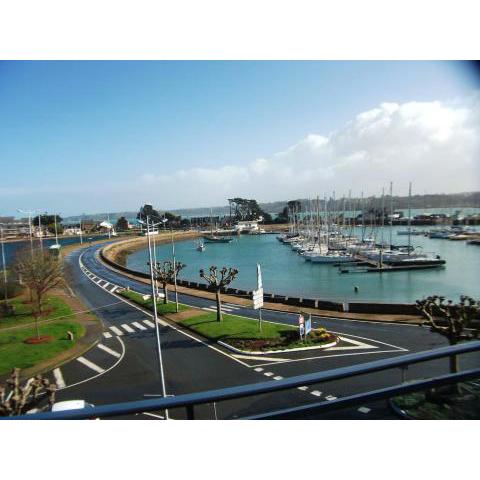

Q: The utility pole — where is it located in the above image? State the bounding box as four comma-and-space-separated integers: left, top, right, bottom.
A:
146, 215, 169, 419
0, 224, 8, 306
171, 228, 179, 313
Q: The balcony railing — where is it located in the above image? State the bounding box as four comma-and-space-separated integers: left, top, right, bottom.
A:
3, 340, 480, 420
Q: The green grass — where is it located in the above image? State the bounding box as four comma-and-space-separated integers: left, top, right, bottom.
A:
0, 320, 85, 375
179, 312, 296, 341
0, 296, 74, 330
119, 289, 189, 314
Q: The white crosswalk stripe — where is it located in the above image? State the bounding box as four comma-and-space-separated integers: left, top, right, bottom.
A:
109, 326, 123, 336
273, 376, 283, 380
358, 407, 371, 414
297, 386, 308, 391
325, 395, 337, 401
109, 285, 117, 293
143, 319, 155, 328
103, 331, 112, 339
132, 321, 147, 331
264, 372, 274, 377
254, 367, 264, 372
121, 323, 135, 333
97, 343, 121, 358
53, 368, 66, 388
311, 390, 322, 397
76, 356, 105, 374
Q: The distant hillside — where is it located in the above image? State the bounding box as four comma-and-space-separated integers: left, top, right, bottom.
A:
63, 191, 480, 222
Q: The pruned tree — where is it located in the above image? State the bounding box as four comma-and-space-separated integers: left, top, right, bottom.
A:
416, 295, 480, 376
199, 266, 238, 322
152, 260, 185, 304
13, 248, 64, 339
0, 368, 56, 416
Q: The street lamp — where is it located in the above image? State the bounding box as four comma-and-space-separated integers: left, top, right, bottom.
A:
17, 208, 40, 257
138, 216, 169, 419
0, 223, 9, 308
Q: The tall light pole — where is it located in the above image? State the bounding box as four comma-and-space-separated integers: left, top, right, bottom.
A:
17, 208, 40, 257
170, 227, 179, 313
145, 215, 169, 419
0, 224, 9, 306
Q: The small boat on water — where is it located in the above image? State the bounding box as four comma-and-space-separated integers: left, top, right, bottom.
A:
203, 235, 233, 243
195, 240, 206, 251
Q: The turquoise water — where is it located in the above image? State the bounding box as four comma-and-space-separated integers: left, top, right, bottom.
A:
127, 226, 480, 303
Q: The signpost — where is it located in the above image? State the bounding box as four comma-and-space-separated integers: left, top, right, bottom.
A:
305, 314, 312, 336
252, 264, 264, 331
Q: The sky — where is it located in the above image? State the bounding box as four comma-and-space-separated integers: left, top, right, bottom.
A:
0, 61, 479, 217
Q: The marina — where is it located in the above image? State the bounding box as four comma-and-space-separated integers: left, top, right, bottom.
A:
126, 224, 480, 304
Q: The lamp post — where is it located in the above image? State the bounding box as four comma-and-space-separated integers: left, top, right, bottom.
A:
17, 208, 39, 257
141, 215, 169, 419
170, 227, 179, 313
0, 223, 9, 307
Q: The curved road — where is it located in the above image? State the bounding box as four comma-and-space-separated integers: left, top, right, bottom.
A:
45, 242, 478, 419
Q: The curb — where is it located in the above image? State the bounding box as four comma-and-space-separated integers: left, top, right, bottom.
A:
217, 336, 339, 355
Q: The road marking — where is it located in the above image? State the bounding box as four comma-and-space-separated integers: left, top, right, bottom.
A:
273, 375, 283, 380
264, 372, 274, 377
110, 286, 117, 293
103, 331, 112, 339
132, 321, 147, 331
358, 407, 371, 414
141, 412, 165, 420
298, 386, 308, 391
325, 395, 337, 401
233, 354, 290, 362
121, 323, 135, 333
202, 307, 217, 313
53, 368, 66, 388
254, 367, 264, 372
143, 319, 155, 328
325, 336, 377, 351
76, 356, 105, 374
109, 326, 124, 336
102, 281, 111, 288
97, 343, 121, 358
311, 390, 322, 397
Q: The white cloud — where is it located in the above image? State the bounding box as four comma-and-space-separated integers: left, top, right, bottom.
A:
138, 93, 480, 206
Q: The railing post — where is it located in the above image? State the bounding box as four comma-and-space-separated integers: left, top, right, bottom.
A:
186, 405, 195, 420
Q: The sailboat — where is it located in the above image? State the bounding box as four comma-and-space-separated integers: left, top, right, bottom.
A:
195, 240, 206, 251
203, 208, 233, 243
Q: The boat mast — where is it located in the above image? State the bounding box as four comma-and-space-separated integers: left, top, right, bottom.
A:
407, 182, 412, 256
361, 191, 365, 242
389, 181, 393, 248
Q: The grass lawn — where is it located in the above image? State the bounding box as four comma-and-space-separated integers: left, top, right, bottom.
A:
119, 289, 189, 314
0, 296, 74, 330
180, 311, 296, 341
0, 320, 85, 375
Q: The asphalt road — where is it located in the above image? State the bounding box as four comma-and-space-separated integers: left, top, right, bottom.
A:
42, 242, 479, 419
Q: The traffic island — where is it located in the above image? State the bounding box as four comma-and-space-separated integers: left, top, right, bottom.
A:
118, 288, 338, 354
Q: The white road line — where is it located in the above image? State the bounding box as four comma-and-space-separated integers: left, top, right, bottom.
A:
76, 356, 105, 374
325, 336, 377, 351
53, 368, 66, 389
358, 407, 371, 414
109, 326, 124, 336
273, 375, 283, 380
143, 319, 155, 328
254, 367, 264, 372
103, 331, 112, 339
264, 372, 274, 377
110, 286, 117, 293
297, 386, 308, 391
121, 323, 135, 333
97, 343, 121, 358
325, 395, 337, 401
202, 307, 217, 312
311, 390, 322, 397
102, 281, 111, 288
141, 412, 165, 420
132, 321, 147, 331
234, 354, 290, 362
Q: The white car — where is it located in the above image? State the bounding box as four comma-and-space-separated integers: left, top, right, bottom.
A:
51, 400, 95, 412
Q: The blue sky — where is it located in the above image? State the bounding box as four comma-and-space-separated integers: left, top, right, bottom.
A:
0, 61, 479, 217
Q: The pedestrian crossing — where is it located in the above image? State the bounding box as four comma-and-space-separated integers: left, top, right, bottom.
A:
202, 303, 243, 313
104, 318, 159, 338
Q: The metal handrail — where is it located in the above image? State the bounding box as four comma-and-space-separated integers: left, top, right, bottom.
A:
4, 340, 480, 420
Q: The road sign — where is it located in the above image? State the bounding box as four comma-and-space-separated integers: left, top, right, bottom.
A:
305, 314, 312, 335
298, 314, 305, 325
252, 288, 264, 309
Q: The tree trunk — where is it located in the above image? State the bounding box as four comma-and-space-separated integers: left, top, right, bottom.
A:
35, 294, 42, 339
216, 289, 222, 322
163, 283, 168, 304
448, 339, 460, 395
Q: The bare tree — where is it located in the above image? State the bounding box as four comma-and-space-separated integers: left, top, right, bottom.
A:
0, 368, 56, 416
416, 295, 480, 376
13, 248, 64, 338
200, 266, 238, 322
152, 260, 185, 304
